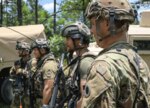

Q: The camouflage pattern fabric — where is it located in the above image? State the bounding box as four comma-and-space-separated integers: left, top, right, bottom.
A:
26, 58, 37, 75
22, 96, 30, 108
82, 42, 150, 108
10, 66, 25, 75
33, 53, 58, 106
10, 58, 28, 75
34, 98, 42, 108
10, 90, 31, 108
10, 58, 31, 108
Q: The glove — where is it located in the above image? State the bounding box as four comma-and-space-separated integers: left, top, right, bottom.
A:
42, 104, 49, 108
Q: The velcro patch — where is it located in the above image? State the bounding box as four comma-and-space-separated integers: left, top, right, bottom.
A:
84, 84, 91, 98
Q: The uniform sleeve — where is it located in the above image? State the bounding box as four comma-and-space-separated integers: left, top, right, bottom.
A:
16, 68, 25, 74
42, 60, 58, 80
10, 60, 20, 74
10, 66, 25, 75
140, 58, 150, 107
81, 61, 115, 108
79, 57, 95, 79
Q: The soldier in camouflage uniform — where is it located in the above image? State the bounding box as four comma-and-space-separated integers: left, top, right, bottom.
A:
10, 41, 31, 108
30, 38, 58, 108
61, 22, 96, 108
81, 0, 150, 108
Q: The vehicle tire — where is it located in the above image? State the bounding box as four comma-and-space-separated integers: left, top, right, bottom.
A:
1, 77, 14, 105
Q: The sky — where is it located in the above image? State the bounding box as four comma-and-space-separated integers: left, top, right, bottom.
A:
39, 0, 62, 12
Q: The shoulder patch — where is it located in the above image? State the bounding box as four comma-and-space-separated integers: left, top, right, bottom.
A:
95, 63, 113, 84
84, 84, 91, 98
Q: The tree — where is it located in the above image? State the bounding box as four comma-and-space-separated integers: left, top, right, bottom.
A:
49, 34, 65, 57
50, 0, 91, 35
1, 0, 51, 26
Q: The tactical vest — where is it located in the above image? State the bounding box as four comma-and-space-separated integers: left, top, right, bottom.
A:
10, 57, 30, 74
66, 51, 96, 103
94, 42, 150, 108
32, 53, 55, 98
10, 57, 31, 99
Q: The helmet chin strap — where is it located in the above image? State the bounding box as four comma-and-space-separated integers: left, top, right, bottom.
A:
95, 9, 117, 42
71, 38, 86, 57
37, 47, 45, 60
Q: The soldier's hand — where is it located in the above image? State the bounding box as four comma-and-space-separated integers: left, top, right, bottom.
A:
16, 68, 23, 75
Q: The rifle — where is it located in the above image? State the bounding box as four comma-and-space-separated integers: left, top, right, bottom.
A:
49, 53, 65, 108
28, 66, 35, 108
67, 58, 81, 108
25, 61, 35, 108
49, 54, 81, 108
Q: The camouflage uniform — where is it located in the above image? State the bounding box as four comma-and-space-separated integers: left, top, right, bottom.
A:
30, 38, 58, 108
82, 42, 150, 108
33, 53, 58, 108
10, 41, 31, 108
10, 59, 30, 108
81, 0, 150, 108
61, 22, 96, 107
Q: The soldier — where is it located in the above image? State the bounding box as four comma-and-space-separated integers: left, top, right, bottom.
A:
81, 0, 150, 108
10, 41, 31, 108
30, 38, 58, 108
61, 22, 96, 108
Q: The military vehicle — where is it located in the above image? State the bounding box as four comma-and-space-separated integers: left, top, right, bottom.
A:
0, 24, 46, 105
128, 10, 150, 68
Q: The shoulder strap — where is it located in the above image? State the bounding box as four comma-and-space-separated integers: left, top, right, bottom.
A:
37, 53, 55, 69
98, 41, 137, 56
32, 53, 55, 78
69, 59, 80, 78
81, 51, 96, 60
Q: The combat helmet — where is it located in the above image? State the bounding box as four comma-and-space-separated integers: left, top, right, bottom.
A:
16, 41, 30, 51
31, 38, 50, 51
85, 0, 135, 23
61, 22, 91, 44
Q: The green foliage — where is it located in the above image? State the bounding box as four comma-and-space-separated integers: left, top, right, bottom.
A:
59, 0, 84, 23
1, 0, 51, 26
49, 34, 65, 58
142, 0, 150, 2
54, 0, 92, 35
